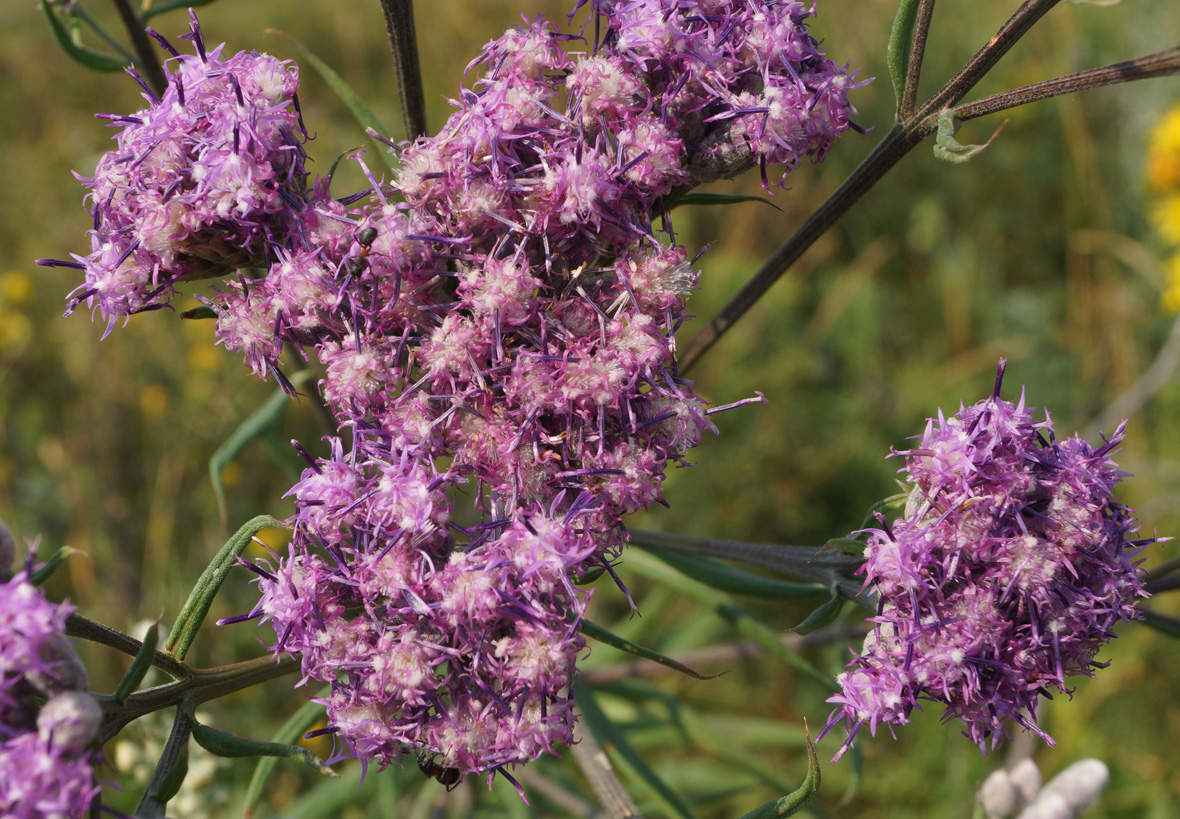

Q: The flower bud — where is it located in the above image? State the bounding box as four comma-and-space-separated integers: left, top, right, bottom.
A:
27, 632, 90, 695
980, 768, 1021, 818
1009, 758, 1043, 807
38, 691, 103, 755
1018, 760, 1109, 819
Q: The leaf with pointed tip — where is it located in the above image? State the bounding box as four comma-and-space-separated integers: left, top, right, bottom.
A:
244, 695, 330, 819
675, 193, 782, 211
29, 546, 74, 585
209, 384, 302, 528
581, 620, 721, 679
574, 679, 697, 819
180, 305, 217, 320
165, 515, 284, 662
113, 620, 160, 704
790, 584, 844, 635
40, 0, 128, 73
141, 0, 224, 22
643, 546, 827, 599
191, 720, 335, 775
266, 29, 391, 145
886, 0, 922, 114
734, 723, 821, 818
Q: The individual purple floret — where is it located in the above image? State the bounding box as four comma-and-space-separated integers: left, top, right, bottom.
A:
1, 569, 101, 818
820, 361, 1153, 761
40, 10, 308, 335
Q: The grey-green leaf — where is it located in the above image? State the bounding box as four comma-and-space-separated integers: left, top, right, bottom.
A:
191, 720, 335, 775
675, 193, 782, 211
209, 386, 296, 527
581, 619, 721, 679
886, 0, 922, 115
40, 0, 129, 73
165, 515, 284, 662
790, 584, 844, 635
113, 620, 160, 704
734, 723, 821, 818
266, 29, 391, 144
244, 696, 330, 818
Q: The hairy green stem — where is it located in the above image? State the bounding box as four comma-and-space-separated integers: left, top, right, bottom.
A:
900, 0, 938, 118
378, 0, 428, 139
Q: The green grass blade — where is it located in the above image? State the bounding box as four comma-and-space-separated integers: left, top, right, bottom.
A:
574, 678, 697, 819
266, 29, 390, 142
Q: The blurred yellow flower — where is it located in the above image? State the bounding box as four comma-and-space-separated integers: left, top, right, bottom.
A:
0, 272, 33, 305
1152, 194, 1180, 244
1162, 254, 1180, 314
1147, 105, 1180, 192
140, 384, 169, 418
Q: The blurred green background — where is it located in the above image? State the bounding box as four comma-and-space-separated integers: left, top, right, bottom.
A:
2, 0, 1179, 817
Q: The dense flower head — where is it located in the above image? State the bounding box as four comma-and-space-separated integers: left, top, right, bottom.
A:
1, 567, 101, 818
42, 10, 308, 334
50, 1, 859, 783
820, 362, 1151, 761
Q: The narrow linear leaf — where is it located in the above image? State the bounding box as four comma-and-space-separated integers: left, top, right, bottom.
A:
574, 678, 697, 819
180, 305, 217, 320
29, 546, 75, 586
113, 620, 160, 704
266, 29, 390, 141
622, 550, 835, 690
734, 723, 821, 819
141, 0, 224, 22
1140, 607, 1180, 639
40, 0, 129, 72
581, 619, 721, 680
886, 0, 922, 114
140, 714, 193, 814
191, 720, 335, 776
790, 584, 844, 636
933, 108, 1007, 163
209, 385, 296, 527
643, 546, 827, 599
674, 193, 782, 211
244, 696, 330, 818
165, 515, 284, 662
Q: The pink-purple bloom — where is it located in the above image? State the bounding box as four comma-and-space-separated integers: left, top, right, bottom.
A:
41, 11, 309, 335
48, 0, 862, 783
1, 568, 101, 818
820, 362, 1152, 760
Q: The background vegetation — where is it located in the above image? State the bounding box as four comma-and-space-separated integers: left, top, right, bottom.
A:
1, 0, 1179, 816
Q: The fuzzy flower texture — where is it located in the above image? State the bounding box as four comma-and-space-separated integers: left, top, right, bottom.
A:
44, 2, 861, 782
1, 549, 103, 819
821, 362, 1151, 761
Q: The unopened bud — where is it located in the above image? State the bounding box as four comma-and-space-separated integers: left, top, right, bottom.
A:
28, 632, 90, 695
980, 768, 1021, 818
1018, 759, 1109, 819
1009, 758, 1042, 806
38, 691, 102, 755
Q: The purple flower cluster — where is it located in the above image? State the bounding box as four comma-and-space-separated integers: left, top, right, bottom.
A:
46, 12, 308, 335
821, 363, 1150, 760
49, 2, 860, 781
1, 567, 102, 818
